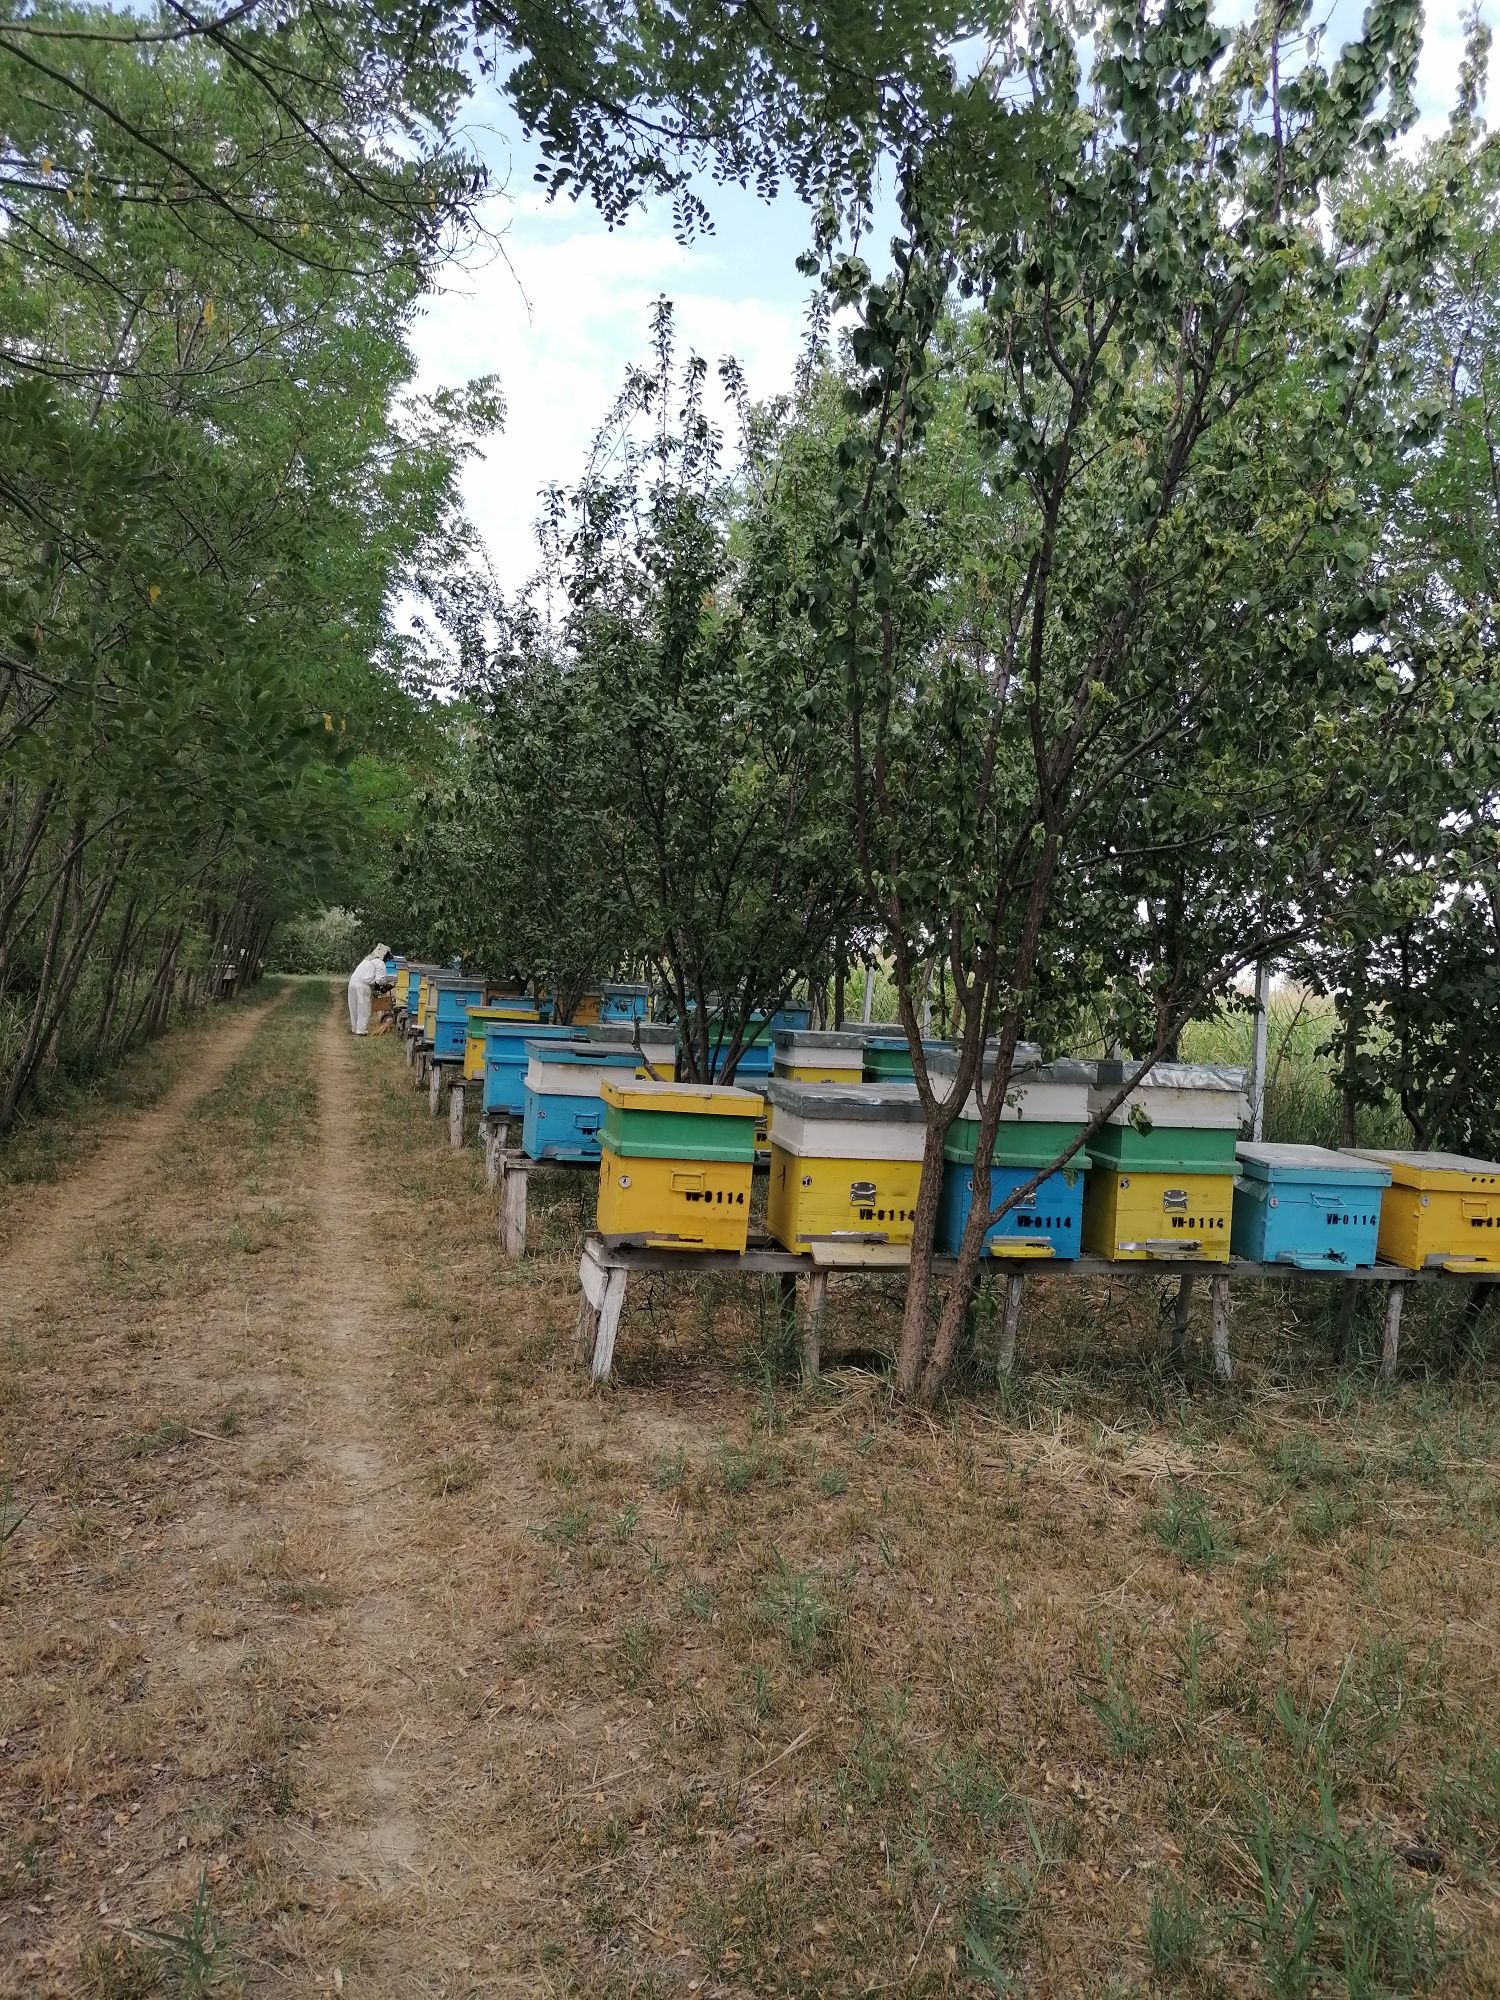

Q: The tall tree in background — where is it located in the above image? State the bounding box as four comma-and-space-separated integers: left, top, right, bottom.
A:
807, 0, 1467, 1401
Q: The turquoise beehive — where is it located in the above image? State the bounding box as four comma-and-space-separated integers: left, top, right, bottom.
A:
1231, 1144, 1391, 1270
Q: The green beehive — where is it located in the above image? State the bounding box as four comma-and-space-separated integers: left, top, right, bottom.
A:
1086, 1061, 1245, 1172
599, 1079, 762, 1164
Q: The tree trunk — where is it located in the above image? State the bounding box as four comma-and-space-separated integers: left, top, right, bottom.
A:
895, 1117, 952, 1397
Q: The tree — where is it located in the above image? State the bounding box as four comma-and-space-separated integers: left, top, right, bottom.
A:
803, 0, 1460, 1401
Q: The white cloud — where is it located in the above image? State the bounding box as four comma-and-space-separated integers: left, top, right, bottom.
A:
411, 196, 809, 594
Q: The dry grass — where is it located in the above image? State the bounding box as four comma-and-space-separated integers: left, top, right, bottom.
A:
1, 980, 1498, 1997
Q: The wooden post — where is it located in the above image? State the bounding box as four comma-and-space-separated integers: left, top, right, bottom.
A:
1380, 1282, 1404, 1382
576, 1244, 628, 1383
799, 1268, 828, 1382
1335, 1280, 1358, 1363
497, 1155, 529, 1258
777, 1271, 798, 1361
1210, 1273, 1231, 1382
484, 1119, 508, 1190
997, 1270, 1026, 1377
1171, 1272, 1195, 1358
404, 1027, 418, 1068
447, 1078, 466, 1151
428, 1058, 443, 1117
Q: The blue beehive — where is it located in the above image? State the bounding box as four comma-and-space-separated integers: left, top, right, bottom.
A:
703, 1014, 774, 1081
937, 1160, 1088, 1260
768, 1003, 813, 1032
1232, 1144, 1391, 1270
599, 983, 651, 1022
483, 1020, 573, 1117
431, 978, 487, 1060
522, 1040, 647, 1160
933, 1062, 1087, 1262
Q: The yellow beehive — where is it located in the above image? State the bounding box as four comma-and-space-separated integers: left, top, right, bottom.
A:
1082, 1169, 1233, 1262
1354, 1151, 1500, 1272
768, 1151, 923, 1251
764, 1080, 925, 1253
771, 1030, 868, 1087
595, 1079, 762, 1252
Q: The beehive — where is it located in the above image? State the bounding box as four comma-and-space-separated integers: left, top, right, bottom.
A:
1232, 1144, 1391, 1270
1082, 1061, 1244, 1261
599, 983, 652, 1022
596, 1079, 763, 1251
482, 1020, 573, 1118
522, 1040, 651, 1161
464, 1002, 541, 1081
392, 963, 412, 1010
937, 1058, 1088, 1259
768, 1003, 813, 1032
431, 979, 490, 1061
704, 1014, 774, 1081
772, 1029, 867, 1086
764, 1081, 925, 1252
583, 1022, 678, 1072
861, 1034, 952, 1083
1351, 1151, 1500, 1272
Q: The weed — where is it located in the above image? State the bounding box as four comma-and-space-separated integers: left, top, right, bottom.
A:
964, 1805, 1045, 1994
816, 1463, 849, 1498
1228, 1775, 1440, 1997
425, 1451, 483, 1498
940, 1749, 1015, 1827
680, 1580, 713, 1623
618, 1618, 660, 1687
1147, 1482, 1230, 1567
758, 1550, 832, 1658
1085, 1631, 1153, 1760
612, 1503, 639, 1544
1431, 1744, 1500, 1862
541, 1507, 589, 1548
1146, 1875, 1201, 1975
717, 1439, 770, 1494
1296, 1490, 1358, 1541
651, 1446, 687, 1492
137, 1873, 229, 1995
1171, 1617, 1215, 1723
126, 1417, 190, 1459
1406, 1432, 1446, 1488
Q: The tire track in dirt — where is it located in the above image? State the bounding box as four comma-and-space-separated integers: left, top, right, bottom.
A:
0, 985, 290, 1317
293, 999, 438, 1918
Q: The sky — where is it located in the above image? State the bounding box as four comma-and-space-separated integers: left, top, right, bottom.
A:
409, 4, 1480, 598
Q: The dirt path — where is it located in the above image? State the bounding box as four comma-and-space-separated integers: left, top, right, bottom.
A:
291, 1004, 436, 1908
0, 985, 288, 1309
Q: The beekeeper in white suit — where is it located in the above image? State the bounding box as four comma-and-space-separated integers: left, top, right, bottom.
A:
347, 943, 390, 1036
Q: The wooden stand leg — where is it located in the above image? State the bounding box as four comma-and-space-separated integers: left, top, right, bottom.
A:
799, 1269, 828, 1383
592, 1268, 628, 1383
405, 1028, 417, 1067
576, 1247, 628, 1382
484, 1119, 507, 1190
997, 1271, 1026, 1377
1171, 1273, 1196, 1357
1210, 1274, 1232, 1383
498, 1156, 529, 1258
1335, 1280, 1357, 1363
428, 1060, 443, 1116
447, 1078, 466, 1150
1381, 1283, 1404, 1382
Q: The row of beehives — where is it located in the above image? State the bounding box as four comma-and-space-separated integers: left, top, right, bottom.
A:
382, 961, 1500, 1274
